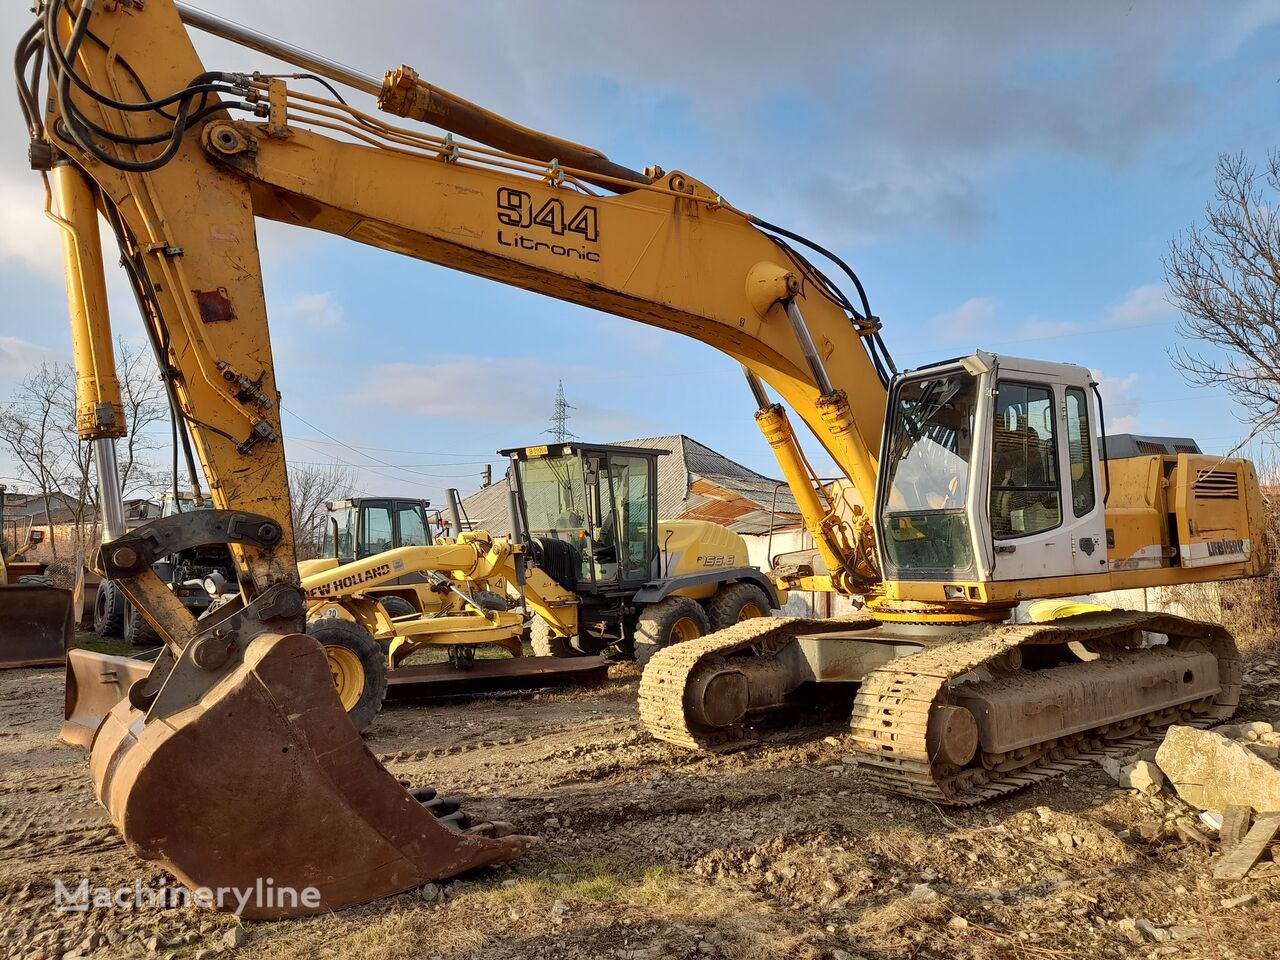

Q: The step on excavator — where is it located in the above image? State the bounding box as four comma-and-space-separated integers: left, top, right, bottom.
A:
19, 0, 1267, 918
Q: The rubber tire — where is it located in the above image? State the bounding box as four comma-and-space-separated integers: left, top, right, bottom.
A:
94, 581, 126, 637
707, 582, 772, 631
306, 617, 387, 734
530, 616, 577, 658
16, 575, 55, 587
123, 601, 160, 646
633, 596, 711, 669
379, 595, 417, 619
469, 590, 508, 613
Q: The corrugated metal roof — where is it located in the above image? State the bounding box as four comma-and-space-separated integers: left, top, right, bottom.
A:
460, 435, 802, 536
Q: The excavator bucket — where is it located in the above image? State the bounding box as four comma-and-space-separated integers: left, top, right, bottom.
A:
0, 583, 75, 669
89, 631, 531, 918
61, 649, 154, 748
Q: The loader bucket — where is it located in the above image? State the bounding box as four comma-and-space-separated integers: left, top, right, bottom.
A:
61, 649, 154, 748
89, 630, 532, 918
0, 583, 75, 669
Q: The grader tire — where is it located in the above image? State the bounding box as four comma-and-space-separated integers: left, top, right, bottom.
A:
123, 601, 160, 646
307, 618, 387, 733
93, 580, 126, 637
530, 616, 577, 658
379, 595, 417, 619
707, 582, 772, 631
469, 590, 508, 614
634, 596, 710, 669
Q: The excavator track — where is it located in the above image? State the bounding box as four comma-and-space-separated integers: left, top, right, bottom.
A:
848, 611, 1241, 805
638, 614, 876, 751
641, 610, 1240, 808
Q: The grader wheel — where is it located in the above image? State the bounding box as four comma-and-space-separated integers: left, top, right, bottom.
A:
307, 618, 387, 732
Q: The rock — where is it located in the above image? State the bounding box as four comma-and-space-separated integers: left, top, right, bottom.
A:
908, 884, 937, 901
550, 899, 570, 918
1136, 920, 1170, 943
142, 936, 159, 954
747, 854, 763, 870
947, 917, 970, 929
1114, 919, 1143, 944
1248, 743, 1279, 761
1221, 893, 1257, 909
822, 879, 840, 894
1239, 721, 1273, 741
1168, 926, 1204, 941
831, 952, 855, 960
1156, 725, 1280, 812
550, 874, 574, 884
1174, 822, 1213, 846
1198, 811, 1223, 833
823, 736, 840, 746
1120, 760, 1164, 796
1098, 756, 1125, 783
221, 928, 246, 950
419, 883, 441, 903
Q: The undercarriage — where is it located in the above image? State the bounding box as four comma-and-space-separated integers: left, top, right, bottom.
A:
638, 610, 1238, 804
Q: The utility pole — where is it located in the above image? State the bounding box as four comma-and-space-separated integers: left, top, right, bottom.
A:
545, 380, 577, 443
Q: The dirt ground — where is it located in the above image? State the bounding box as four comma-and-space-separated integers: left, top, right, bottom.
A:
4, 649, 1280, 960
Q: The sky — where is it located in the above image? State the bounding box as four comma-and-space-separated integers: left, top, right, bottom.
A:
2, 1, 1279, 507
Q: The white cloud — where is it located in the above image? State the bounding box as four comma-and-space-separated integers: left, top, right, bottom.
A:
1108, 284, 1175, 326
277, 292, 346, 330
0, 176, 74, 282
347, 357, 656, 436
1092, 370, 1141, 433
0, 337, 62, 378
930, 297, 996, 343
1018, 318, 1080, 341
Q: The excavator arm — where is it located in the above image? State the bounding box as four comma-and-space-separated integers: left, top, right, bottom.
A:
20, 0, 895, 916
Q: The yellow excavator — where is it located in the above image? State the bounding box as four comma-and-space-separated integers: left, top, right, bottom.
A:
21, 0, 1266, 918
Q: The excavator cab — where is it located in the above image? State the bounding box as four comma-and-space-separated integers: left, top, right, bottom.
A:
504, 444, 660, 594
875, 352, 1108, 591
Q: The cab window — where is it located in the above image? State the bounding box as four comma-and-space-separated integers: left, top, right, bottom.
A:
990, 382, 1061, 539
1065, 388, 1095, 518
396, 502, 429, 546
358, 502, 395, 558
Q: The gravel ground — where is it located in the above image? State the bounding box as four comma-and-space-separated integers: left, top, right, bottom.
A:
3, 650, 1280, 960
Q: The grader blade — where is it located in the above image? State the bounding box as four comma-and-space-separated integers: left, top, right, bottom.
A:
0, 583, 75, 669
90, 631, 531, 918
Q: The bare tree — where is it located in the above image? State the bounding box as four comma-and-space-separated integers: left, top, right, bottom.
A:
0, 338, 168, 559
1166, 152, 1280, 436
289, 461, 358, 560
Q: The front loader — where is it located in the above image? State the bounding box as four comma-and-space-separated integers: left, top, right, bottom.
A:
502, 443, 783, 664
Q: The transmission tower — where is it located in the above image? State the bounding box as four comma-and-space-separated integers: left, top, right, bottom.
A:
545, 380, 577, 443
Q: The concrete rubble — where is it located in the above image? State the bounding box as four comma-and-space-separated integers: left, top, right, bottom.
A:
1154, 724, 1280, 813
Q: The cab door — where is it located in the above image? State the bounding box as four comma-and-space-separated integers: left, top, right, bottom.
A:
987, 378, 1104, 581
